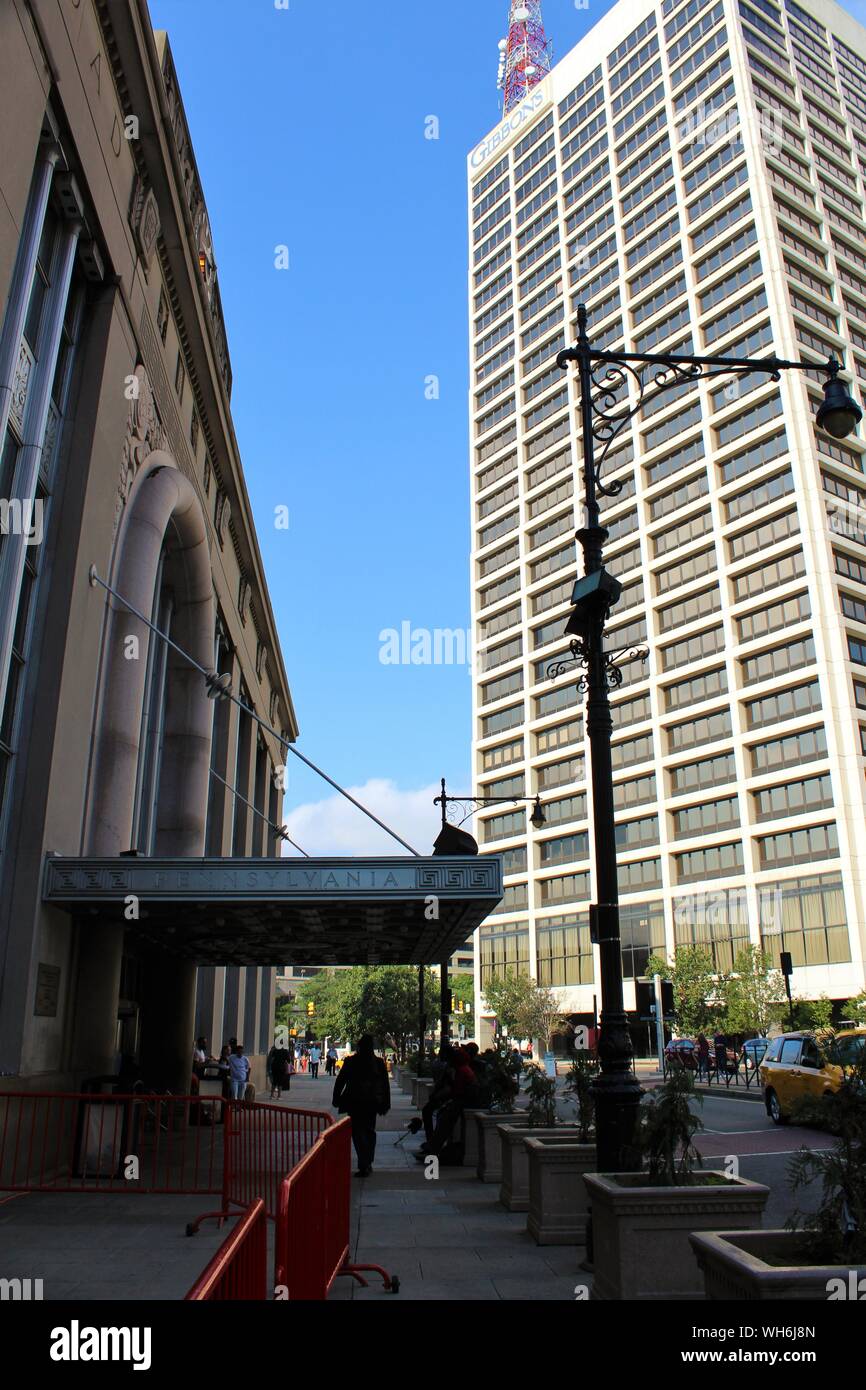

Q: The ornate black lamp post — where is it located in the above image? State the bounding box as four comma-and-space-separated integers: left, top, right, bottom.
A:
434, 777, 546, 833
552, 303, 862, 1175
431, 779, 545, 1057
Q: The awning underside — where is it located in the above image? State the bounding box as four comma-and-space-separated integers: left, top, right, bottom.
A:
42, 855, 502, 966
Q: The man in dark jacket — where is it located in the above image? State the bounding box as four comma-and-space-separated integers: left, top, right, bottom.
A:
332, 1035, 390, 1176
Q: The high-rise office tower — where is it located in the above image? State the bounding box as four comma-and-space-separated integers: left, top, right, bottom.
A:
468, 0, 866, 1049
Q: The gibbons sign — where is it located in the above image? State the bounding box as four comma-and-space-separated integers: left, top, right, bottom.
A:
470, 81, 552, 172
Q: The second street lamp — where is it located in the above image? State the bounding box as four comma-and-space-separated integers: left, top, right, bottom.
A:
552, 303, 862, 1177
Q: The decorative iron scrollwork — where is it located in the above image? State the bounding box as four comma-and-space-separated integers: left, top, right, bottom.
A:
546, 640, 649, 692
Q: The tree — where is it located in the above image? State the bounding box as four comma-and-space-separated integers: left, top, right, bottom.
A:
483, 971, 564, 1050
843, 992, 866, 1025
790, 995, 834, 1031
645, 946, 720, 1037
722, 945, 787, 1037
451, 971, 475, 1032
296, 966, 439, 1060
525, 982, 565, 1054
483, 970, 533, 1038
294, 969, 346, 1040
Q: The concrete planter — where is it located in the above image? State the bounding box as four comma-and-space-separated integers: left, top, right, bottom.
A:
474, 1110, 528, 1183
461, 1109, 484, 1168
585, 1172, 770, 1301
690, 1229, 866, 1301
498, 1125, 584, 1212
412, 1077, 434, 1109
526, 1138, 596, 1244
400, 1071, 414, 1095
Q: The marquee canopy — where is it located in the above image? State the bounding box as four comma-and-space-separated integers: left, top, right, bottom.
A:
43, 855, 503, 966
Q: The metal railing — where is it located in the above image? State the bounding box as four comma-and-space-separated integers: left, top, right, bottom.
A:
0, 1091, 332, 1228
661, 1056, 763, 1090
184, 1198, 268, 1301
274, 1117, 398, 1300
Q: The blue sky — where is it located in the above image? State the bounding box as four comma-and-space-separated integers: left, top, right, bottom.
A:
144, 0, 613, 853
147, 0, 866, 854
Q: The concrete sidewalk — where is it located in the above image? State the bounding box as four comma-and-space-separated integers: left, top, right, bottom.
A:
0, 1191, 238, 1301
0, 1069, 588, 1301
296, 1070, 586, 1302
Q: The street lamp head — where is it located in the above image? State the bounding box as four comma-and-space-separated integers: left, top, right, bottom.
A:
530, 797, 546, 830
816, 361, 862, 439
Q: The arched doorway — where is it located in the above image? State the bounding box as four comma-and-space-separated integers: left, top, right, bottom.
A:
74, 454, 214, 1086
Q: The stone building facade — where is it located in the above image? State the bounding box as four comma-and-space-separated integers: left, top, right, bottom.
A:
0, 0, 297, 1093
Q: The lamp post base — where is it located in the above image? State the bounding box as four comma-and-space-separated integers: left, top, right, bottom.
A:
593, 1013, 643, 1174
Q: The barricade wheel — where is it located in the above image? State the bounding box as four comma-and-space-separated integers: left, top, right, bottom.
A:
390, 1275, 400, 1294
186, 1223, 196, 1237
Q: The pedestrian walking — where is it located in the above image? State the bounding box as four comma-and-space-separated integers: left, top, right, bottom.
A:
332, 1035, 390, 1177
713, 1030, 727, 1077
696, 1033, 710, 1079
267, 1038, 291, 1098
325, 1044, 338, 1077
309, 1043, 321, 1079
228, 1044, 250, 1100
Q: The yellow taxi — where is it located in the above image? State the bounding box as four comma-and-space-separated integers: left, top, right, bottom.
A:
759, 1028, 866, 1125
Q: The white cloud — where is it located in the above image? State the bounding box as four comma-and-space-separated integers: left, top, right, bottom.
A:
282, 777, 470, 858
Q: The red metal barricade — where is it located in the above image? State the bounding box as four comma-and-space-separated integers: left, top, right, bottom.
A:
184, 1198, 268, 1301
274, 1117, 398, 1299
0, 1092, 331, 1226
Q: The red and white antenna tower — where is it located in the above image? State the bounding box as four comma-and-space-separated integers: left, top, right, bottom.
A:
497, 2, 552, 115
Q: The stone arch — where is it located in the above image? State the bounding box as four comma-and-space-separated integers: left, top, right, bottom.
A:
87, 453, 214, 856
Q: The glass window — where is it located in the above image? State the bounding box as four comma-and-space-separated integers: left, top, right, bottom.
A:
757, 822, 838, 867
666, 707, 732, 750
536, 913, 595, 986
669, 750, 736, 795
753, 773, 833, 821
620, 901, 666, 979
675, 840, 743, 881
759, 872, 849, 965
673, 795, 739, 838
740, 635, 815, 685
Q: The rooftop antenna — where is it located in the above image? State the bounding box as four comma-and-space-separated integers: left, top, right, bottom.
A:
499, 1, 552, 115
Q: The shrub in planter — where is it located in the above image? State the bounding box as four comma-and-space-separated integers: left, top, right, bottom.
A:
498, 1070, 572, 1210
473, 1045, 523, 1182
524, 1065, 557, 1128
563, 1050, 597, 1143
786, 1040, 866, 1266
585, 1069, 768, 1300
691, 1045, 866, 1299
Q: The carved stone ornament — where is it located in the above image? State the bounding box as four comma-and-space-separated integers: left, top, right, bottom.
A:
130, 178, 161, 266
115, 364, 168, 530
10, 340, 34, 436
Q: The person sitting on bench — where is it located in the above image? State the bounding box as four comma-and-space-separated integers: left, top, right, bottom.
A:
417, 1046, 480, 1160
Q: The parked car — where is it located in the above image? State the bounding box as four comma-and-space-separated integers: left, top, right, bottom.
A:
664, 1038, 697, 1070
739, 1037, 769, 1073
759, 1028, 866, 1124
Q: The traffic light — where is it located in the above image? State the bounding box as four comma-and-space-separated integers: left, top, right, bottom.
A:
306, 1000, 316, 1017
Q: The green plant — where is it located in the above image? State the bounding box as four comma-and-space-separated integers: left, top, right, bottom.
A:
787, 1037, 866, 1263
842, 992, 866, 1025
524, 1065, 557, 1127
722, 945, 787, 1037
789, 995, 834, 1031
486, 1044, 520, 1113
645, 947, 721, 1037
637, 1068, 705, 1185
482, 972, 564, 1050
563, 1050, 598, 1143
